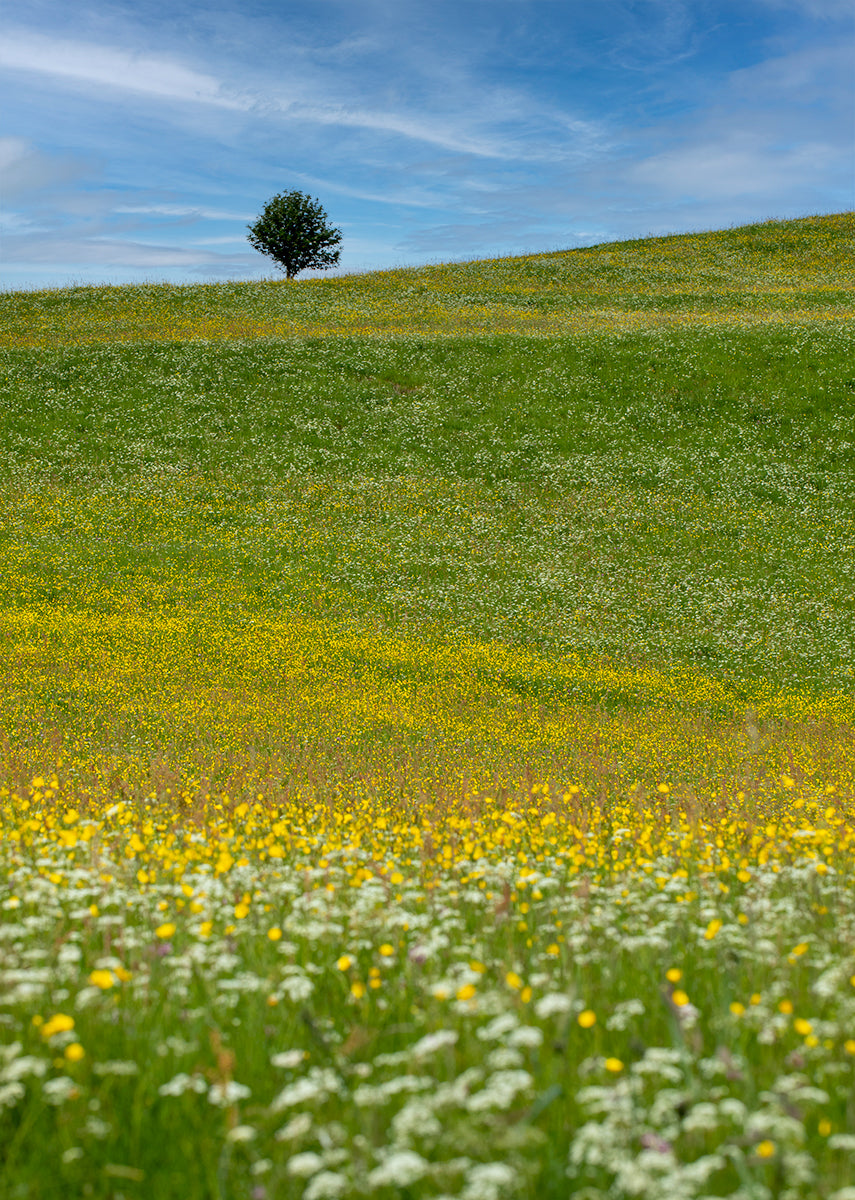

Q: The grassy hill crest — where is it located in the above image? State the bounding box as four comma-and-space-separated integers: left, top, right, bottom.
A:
3, 211, 853, 346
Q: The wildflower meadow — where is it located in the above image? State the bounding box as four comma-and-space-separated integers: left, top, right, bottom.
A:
1, 213, 854, 1199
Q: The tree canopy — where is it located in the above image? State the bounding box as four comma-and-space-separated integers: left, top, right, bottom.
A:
247, 191, 342, 279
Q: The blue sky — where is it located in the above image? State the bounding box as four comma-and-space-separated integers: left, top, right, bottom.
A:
2, 0, 853, 289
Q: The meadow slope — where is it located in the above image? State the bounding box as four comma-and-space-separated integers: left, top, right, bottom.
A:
1, 214, 854, 1200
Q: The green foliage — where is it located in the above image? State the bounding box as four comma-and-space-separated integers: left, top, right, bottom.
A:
246, 191, 342, 279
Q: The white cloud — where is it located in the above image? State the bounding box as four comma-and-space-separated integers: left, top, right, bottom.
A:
113, 204, 253, 221
282, 102, 509, 159
0, 29, 604, 162
0, 136, 28, 171
0, 31, 245, 108
2, 234, 249, 268
190, 235, 252, 245
725, 42, 854, 106
289, 174, 444, 210
631, 134, 839, 198
0, 136, 89, 199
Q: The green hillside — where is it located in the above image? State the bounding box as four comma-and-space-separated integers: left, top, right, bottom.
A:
3, 211, 853, 346
1, 214, 855, 1200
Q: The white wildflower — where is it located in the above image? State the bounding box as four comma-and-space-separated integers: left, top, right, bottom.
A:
432, 1067, 483, 1109
83, 1116, 111, 1139
280, 974, 314, 1002
828, 1135, 855, 1152
486, 1047, 524, 1071
633, 1048, 684, 1082
208, 1081, 251, 1106
275, 1112, 313, 1141
226, 1124, 256, 1143
271, 1068, 341, 1111
461, 1161, 517, 1200
786, 1085, 829, 1105
73, 986, 106, 1010
410, 1029, 458, 1060
318, 1122, 347, 1150
508, 1025, 543, 1048
606, 998, 645, 1031
354, 1075, 430, 1107
682, 1102, 720, 1134
466, 1069, 533, 1112
374, 1051, 409, 1069
746, 1110, 806, 1143
613, 1148, 676, 1193
680, 1153, 726, 1184
1, 1055, 47, 1083
368, 1150, 430, 1188
569, 1119, 616, 1169
271, 1049, 306, 1069
160, 1035, 196, 1056
391, 1099, 441, 1145
534, 992, 573, 1019
158, 1072, 207, 1097
476, 1014, 519, 1042
0, 1042, 22, 1064
217, 974, 266, 993
718, 1098, 747, 1123
287, 1151, 324, 1178
0, 1082, 25, 1110
43, 1076, 78, 1105
303, 1169, 348, 1200
674, 1000, 699, 1028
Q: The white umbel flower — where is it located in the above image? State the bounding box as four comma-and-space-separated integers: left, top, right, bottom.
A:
461, 1161, 516, 1200
287, 1152, 324, 1178
368, 1150, 430, 1188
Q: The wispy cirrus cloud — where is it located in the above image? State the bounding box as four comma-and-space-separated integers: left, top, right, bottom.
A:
0, 28, 600, 162
1, 234, 253, 271
0, 31, 245, 108
113, 204, 253, 220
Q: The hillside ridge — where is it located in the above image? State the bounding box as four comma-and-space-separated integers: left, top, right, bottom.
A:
2, 212, 853, 348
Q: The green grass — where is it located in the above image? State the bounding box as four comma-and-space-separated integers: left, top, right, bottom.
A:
2, 323, 854, 694
2, 213, 855, 1200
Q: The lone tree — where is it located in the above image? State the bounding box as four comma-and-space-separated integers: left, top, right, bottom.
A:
247, 191, 342, 279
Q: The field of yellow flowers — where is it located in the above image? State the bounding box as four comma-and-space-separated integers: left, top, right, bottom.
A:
1, 214, 855, 1199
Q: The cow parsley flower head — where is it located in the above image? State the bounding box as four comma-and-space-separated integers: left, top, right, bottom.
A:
303, 1170, 348, 1200
368, 1150, 430, 1188
411, 1029, 458, 1059
461, 1161, 517, 1200
208, 1081, 251, 1106
287, 1152, 324, 1178
535, 992, 573, 1019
